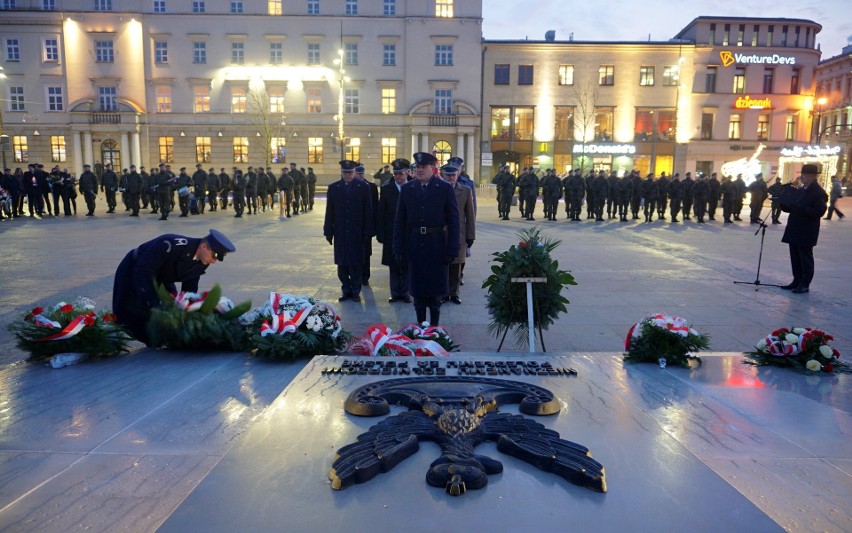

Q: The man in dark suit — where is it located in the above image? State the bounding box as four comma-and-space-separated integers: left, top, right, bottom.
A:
779, 164, 828, 294
324, 160, 374, 302
355, 164, 379, 286
377, 159, 411, 303
392, 152, 460, 326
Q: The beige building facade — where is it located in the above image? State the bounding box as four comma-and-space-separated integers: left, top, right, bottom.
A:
815, 44, 852, 179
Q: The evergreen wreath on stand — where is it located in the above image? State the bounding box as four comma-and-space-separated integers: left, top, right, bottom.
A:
482, 228, 576, 350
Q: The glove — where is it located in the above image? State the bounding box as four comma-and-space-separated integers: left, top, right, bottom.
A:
326, 235, 333, 245
466, 239, 474, 248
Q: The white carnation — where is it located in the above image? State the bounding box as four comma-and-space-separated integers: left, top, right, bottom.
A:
819, 345, 833, 358
756, 339, 768, 350
792, 328, 807, 334
215, 297, 234, 314
805, 359, 822, 372
785, 333, 800, 344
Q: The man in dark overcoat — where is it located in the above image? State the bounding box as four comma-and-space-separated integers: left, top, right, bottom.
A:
112, 229, 235, 344
377, 159, 411, 303
392, 152, 460, 326
324, 160, 374, 302
779, 164, 828, 293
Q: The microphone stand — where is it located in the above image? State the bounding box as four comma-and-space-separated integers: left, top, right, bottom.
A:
734, 205, 781, 290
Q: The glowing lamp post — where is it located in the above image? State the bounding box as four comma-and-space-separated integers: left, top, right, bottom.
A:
333, 50, 351, 156
812, 96, 828, 144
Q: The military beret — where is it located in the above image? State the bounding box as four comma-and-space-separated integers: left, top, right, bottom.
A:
196, 163, 203, 167
801, 163, 820, 175
391, 158, 411, 172
413, 152, 438, 166
180, 167, 187, 172
339, 160, 358, 171
206, 229, 236, 262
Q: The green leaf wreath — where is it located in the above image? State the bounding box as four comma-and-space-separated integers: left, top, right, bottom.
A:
623, 314, 709, 367
146, 283, 252, 351
482, 228, 576, 349
249, 328, 350, 361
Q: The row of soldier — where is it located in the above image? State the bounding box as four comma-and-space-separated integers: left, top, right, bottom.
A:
492, 166, 783, 225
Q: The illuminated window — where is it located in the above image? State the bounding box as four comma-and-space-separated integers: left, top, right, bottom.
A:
701, 113, 713, 140
155, 41, 168, 63
95, 41, 114, 62
785, 115, 796, 141
434, 89, 452, 115
231, 42, 244, 64
728, 114, 742, 140
594, 108, 614, 141
196, 137, 212, 163
98, 86, 117, 111
230, 1, 243, 14
656, 110, 676, 141
383, 0, 395, 15
231, 87, 247, 113
270, 42, 283, 64
383, 44, 396, 66
491, 107, 510, 140
158, 137, 174, 163
381, 88, 396, 114
46, 86, 63, 111
9, 86, 25, 111
558, 65, 574, 86
192, 1, 204, 13
554, 106, 574, 141
156, 85, 172, 113
381, 138, 396, 164
598, 65, 614, 86
435, 0, 453, 17
43, 38, 59, 62
345, 43, 358, 65
153, 0, 166, 14
268, 0, 281, 15
762, 68, 774, 94
345, 0, 357, 15
705, 67, 717, 93
307, 87, 322, 113
513, 107, 534, 141
193, 86, 210, 113
434, 44, 453, 66
307, 43, 320, 65
733, 68, 746, 94
344, 89, 359, 114
94, 0, 112, 11
345, 138, 360, 162
634, 110, 655, 140
432, 141, 452, 166
757, 115, 770, 140
13, 136, 28, 163
50, 135, 66, 162
233, 137, 249, 163
518, 65, 534, 85
494, 64, 509, 85
271, 137, 286, 163
790, 68, 801, 94
639, 66, 655, 86
307, 0, 318, 15
270, 87, 285, 113
662, 66, 678, 86
193, 42, 206, 64
308, 137, 323, 163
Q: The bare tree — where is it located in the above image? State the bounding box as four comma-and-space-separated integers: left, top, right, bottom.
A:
246, 86, 285, 166
571, 79, 598, 173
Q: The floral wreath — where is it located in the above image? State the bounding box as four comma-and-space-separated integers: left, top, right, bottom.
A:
623, 313, 710, 367
744, 327, 847, 373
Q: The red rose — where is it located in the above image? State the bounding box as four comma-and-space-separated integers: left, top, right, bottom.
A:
519, 241, 529, 249
83, 313, 96, 327
823, 364, 834, 372
102, 312, 117, 323
833, 348, 841, 358
32, 306, 45, 316
771, 328, 788, 337
60, 304, 74, 313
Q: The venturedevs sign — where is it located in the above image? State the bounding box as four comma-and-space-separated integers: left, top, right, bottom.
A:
720, 50, 796, 67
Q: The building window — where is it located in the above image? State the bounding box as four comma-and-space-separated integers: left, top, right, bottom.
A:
345, 0, 357, 15
268, 0, 281, 15
381, 137, 396, 164
752, 25, 759, 46
270, 42, 283, 64
95, 41, 114, 63
231, 42, 244, 64
196, 136, 212, 163
435, 0, 453, 17
269, 87, 285, 113
434, 89, 452, 115
271, 137, 286, 163
307, 0, 319, 14
558, 64, 574, 86
231, 87, 247, 113
709, 23, 717, 44
728, 114, 742, 140
518, 65, 534, 85
98, 86, 117, 111
635, 110, 654, 140
156, 85, 172, 112
554, 106, 574, 140
737, 24, 744, 46
43, 38, 59, 62
757, 115, 770, 140
662, 66, 678, 86
193, 42, 206, 63
153, 0, 166, 13
639, 66, 655, 86
635, 110, 675, 141
494, 64, 510, 85
230, 1, 243, 14
781, 25, 788, 47
308, 137, 323, 163
193, 85, 210, 112
1, 0, 17, 8
762, 68, 774, 94
307, 43, 320, 65
383, 0, 395, 15
5, 38, 20, 61
9, 86, 25, 111
491, 107, 510, 140
435, 44, 453, 66
700, 113, 713, 140
13, 136, 28, 163
344, 89, 359, 114
381, 88, 396, 114
785, 115, 796, 141
722, 23, 730, 46
50, 135, 66, 162
767, 25, 774, 46
158, 136, 174, 163
94, 0, 112, 11
705, 67, 717, 93
598, 65, 614, 86
192, 1, 204, 13
345, 43, 358, 65
383, 44, 396, 66
155, 41, 168, 63
514, 107, 534, 140
43, 0, 57, 9
233, 137, 249, 163
46, 86, 63, 111
594, 108, 613, 141
733, 68, 746, 94
307, 87, 322, 113
345, 138, 360, 162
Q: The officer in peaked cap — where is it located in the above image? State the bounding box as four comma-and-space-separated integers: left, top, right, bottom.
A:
112, 229, 236, 344
378, 158, 413, 303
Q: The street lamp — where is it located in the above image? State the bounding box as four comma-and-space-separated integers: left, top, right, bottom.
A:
812, 96, 828, 144
333, 48, 350, 157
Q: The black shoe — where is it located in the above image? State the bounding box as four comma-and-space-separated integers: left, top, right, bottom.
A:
450, 296, 462, 305
792, 286, 809, 293
338, 295, 350, 302
388, 297, 399, 303
823, 217, 831, 220
724, 220, 732, 224
440, 295, 449, 303
158, 216, 168, 220
86, 213, 94, 216
179, 214, 188, 217
234, 214, 241, 218
671, 218, 679, 222
780, 282, 798, 290
362, 280, 370, 287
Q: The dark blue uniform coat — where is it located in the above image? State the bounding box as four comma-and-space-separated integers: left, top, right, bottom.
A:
377, 179, 402, 266
392, 176, 460, 298
324, 179, 374, 266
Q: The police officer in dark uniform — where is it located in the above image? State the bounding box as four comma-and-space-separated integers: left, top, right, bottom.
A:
79, 164, 99, 216
392, 152, 460, 326
112, 229, 236, 344
377, 158, 411, 303
324, 160, 374, 302
100, 164, 119, 213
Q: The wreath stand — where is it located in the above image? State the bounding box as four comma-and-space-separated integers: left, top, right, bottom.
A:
496, 277, 548, 353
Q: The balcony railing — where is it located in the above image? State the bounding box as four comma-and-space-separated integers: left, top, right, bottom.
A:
89, 113, 122, 124
430, 114, 458, 127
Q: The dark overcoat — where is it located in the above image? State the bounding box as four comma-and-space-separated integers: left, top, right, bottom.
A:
781, 183, 828, 247
377, 179, 402, 266
392, 176, 460, 297
324, 179, 374, 266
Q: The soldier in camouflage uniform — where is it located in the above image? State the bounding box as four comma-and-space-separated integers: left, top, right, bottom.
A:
307, 167, 317, 210
517, 168, 539, 221
692, 173, 710, 223
277, 167, 294, 218
541, 169, 562, 221
721, 175, 737, 223
681, 172, 695, 221
732, 174, 746, 221
561, 171, 573, 219
655, 172, 670, 221
492, 165, 515, 220
231, 169, 247, 218
255, 165, 269, 212
630, 171, 643, 219
219, 168, 231, 210
584, 171, 596, 219
567, 169, 585, 221
288, 163, 306, 215
245, 167, 258, 215
191, 164, 207, 214
615, 171, 633, 221
591, 170, 609, 221
667, 173, 683, 222
206, 168, 220, 212
707, 172, 721, 221
606, 171, 620, 219
641, 173, 658, 223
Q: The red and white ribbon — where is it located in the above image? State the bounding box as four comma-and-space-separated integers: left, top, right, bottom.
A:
627, 313, 694, 349
172, 291, 208, 312
35, 313, 93, 342
260, 307, 310, 337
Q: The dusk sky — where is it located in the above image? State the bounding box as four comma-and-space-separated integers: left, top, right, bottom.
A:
482, 0, 851, 58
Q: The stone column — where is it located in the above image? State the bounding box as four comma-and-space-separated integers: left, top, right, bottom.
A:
72, 132, 83, 176
456, 133, 464, 159
411, 133, 418, 155
466, 133, 475, 181
132, 132, 141, 167
83, 132, 94, 167
120, 133, 131, 169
